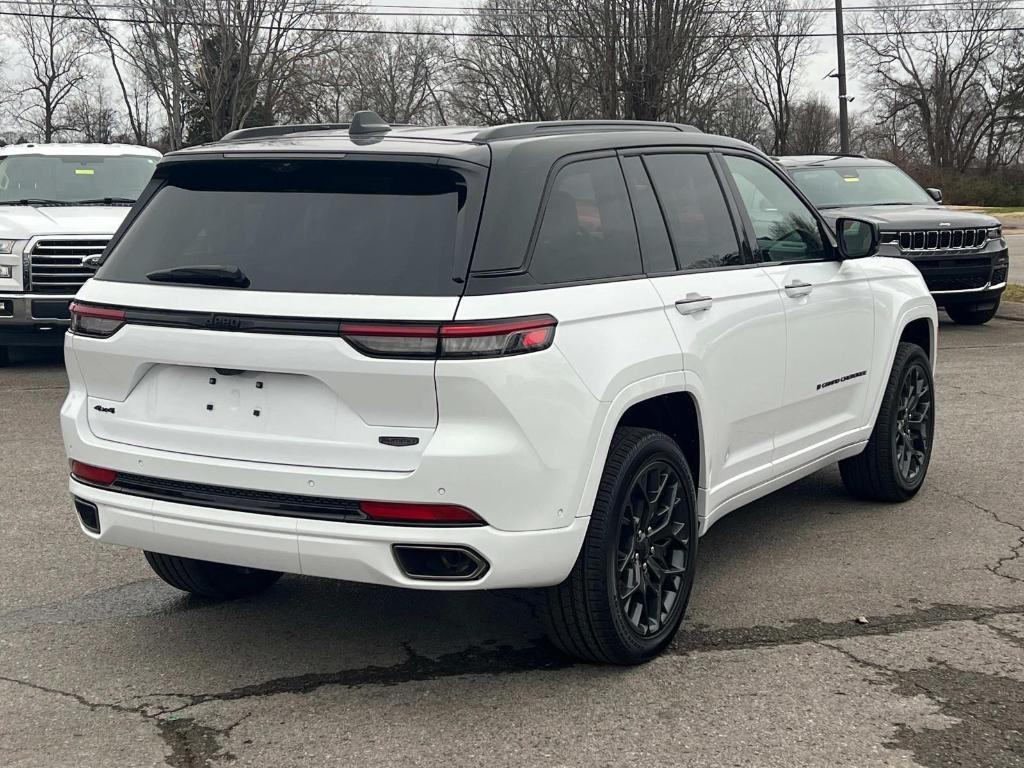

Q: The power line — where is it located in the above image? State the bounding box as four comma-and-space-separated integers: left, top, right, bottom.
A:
1, 0, 1023, 20
1, 4, 1023, 38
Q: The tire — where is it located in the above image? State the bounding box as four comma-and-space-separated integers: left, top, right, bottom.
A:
0, 346, 9, 366
542, 427, 698, 665
839, 342, 935, 502
144, 551, 282, 599
945, 301, 999, 325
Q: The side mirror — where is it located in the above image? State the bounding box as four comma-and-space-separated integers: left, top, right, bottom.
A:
836, 217, 879, 259
926, 187, 943, 203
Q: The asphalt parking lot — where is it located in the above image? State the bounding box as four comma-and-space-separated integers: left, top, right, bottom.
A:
2, 317, 1023, 768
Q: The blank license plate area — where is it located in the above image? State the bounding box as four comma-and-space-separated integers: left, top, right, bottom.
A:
134, 365, 339, 439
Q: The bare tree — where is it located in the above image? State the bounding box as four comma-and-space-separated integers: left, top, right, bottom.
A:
452, 0, 591, 124
787, 94, 838, 155
736, 0, 816, 154
123, 0, 190, 150
66, 85, 120, 142
4, 0, 96, 141
567, 0, 748, 122
344, 20, 450, 125
854, 0, 1020, 171
74, 0, 150, 144
700, 80, 766, 145
182, 0, 334, 142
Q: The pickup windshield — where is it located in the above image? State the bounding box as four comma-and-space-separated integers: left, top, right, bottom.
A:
0, 154, 157, 205
789, 165, 934, 208
97, 159, 476, 296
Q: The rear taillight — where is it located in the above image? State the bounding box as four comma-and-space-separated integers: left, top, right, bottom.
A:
70, 460, 118, 486
359, 501, 484, 525
340, 315, 556, 359
69, 302, 126, 338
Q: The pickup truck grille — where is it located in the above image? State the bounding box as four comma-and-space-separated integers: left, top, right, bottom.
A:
29, 238, 108, 294
898, 228, 988, 252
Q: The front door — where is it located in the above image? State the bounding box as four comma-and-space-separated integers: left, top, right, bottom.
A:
721, 154, 875, 472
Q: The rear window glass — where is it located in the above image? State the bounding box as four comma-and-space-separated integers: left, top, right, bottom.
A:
643, 153, 742, 271
528, 157, 641, 284
98, 160, 474, 296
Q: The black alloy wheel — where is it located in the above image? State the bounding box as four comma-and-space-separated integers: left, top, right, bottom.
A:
616, 460, 691, 637
893, 361, 932, 484
543, 427, 698, 664
839, 342, 935, 502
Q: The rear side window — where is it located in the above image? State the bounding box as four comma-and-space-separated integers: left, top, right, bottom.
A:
528, 157, 641, 284
98, 160, 475, 296
620, 156, 675, 274
643, 153, 742, 271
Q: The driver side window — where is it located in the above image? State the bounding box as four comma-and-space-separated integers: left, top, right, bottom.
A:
724, 155, 828, 263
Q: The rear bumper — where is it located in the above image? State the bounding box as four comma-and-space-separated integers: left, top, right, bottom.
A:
0, 294, 72, 346
69, 478, 588, 590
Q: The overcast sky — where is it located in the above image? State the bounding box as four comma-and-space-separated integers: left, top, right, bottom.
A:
0, 0, 869, 134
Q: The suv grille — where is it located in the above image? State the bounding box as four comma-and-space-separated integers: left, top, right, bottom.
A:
897, 228, 988, 252
29, 238, 108, 294
914, 255, 995, 292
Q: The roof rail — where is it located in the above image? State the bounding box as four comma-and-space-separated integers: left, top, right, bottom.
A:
219, 123, 350, 142
472, 120, 701, 143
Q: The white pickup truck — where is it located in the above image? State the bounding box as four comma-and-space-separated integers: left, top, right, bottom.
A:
0, 143, 160, 363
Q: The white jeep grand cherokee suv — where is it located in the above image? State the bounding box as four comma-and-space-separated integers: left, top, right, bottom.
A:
0, 143, 160, 363
62, 115, 938, 664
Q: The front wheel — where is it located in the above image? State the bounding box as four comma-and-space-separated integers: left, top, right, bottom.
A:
945, 301, 999, 325
543, 427, 698, 665
144, 551, 282, 599
839, 342, 935, 502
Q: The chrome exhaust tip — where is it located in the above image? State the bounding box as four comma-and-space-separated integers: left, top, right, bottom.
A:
392, 545, 489, 581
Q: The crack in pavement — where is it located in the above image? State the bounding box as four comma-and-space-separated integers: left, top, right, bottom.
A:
0, 674, 246, 768
817, 643, 1024, 768
4, 603, 1024, 767
668, 602, 1024, 654
935, 485, 1024, 584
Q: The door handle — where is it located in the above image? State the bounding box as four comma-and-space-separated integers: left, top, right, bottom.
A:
784, 279, 813, 298
675, 293, 713, 315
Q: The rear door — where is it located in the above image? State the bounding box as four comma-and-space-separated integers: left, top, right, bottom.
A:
720, 153, 875, 469
71, 156, 482, 472
622, 150, 788, 506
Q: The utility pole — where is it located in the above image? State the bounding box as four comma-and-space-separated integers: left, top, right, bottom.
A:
835, 0, 851, 153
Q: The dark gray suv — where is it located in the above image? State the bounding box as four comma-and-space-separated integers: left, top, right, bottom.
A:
780, 155, 1008, 325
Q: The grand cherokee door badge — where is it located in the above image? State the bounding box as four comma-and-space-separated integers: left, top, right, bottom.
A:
817, 370, 867, 391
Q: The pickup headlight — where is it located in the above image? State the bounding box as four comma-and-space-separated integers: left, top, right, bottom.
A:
0, 239, 17, 254
987, 225, 1003, 240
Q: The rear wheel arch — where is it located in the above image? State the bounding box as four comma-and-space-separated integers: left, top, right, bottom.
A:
615, 390, 703, 492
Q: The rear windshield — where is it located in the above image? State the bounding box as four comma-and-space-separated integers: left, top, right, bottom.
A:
98, 159, 475, 296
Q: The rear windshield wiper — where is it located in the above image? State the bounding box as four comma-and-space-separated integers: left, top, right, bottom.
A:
146, 265, 251, 288
73, 197, 136, 206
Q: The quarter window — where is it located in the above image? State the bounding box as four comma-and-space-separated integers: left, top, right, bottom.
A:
724, 155, 828, 262
529, 158, 642, 284
643, 153, 742, 271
